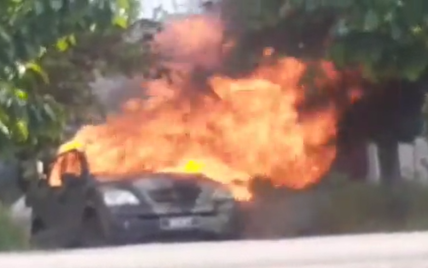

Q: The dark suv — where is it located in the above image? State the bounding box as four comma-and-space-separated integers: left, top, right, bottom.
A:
22, 149, 245, 248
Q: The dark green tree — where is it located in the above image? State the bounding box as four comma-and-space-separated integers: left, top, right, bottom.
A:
0, 0, 140, 158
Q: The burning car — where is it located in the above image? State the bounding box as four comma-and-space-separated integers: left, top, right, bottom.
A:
23, 145, 245, 248
17, 13, 354, 248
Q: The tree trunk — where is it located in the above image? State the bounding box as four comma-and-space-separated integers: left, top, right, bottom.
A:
377, 140, 402, 184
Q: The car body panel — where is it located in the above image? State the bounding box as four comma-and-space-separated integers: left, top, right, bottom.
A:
93, 173, 243, 244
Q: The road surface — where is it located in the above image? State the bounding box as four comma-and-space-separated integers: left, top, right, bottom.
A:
0, 232, 428, 268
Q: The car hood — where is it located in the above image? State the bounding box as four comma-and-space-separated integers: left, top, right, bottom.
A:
99, 173, 231, 215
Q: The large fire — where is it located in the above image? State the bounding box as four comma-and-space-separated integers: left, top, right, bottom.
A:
64, 15, 356, 200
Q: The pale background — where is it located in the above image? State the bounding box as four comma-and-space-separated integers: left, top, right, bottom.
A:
140, 0, 204, 19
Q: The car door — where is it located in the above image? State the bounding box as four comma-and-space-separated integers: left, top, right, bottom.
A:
56, 150, 90, 229
26, 154, 67, 231
30, 150, 89, 234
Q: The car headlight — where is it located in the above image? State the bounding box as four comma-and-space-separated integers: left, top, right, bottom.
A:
212, 188, 234, 201
102, 189, 139, 206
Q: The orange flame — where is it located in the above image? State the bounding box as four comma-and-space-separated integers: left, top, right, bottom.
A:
65, 15, 351, 201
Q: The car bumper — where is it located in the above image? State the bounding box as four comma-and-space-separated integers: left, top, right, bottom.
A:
104, 207, 241, 244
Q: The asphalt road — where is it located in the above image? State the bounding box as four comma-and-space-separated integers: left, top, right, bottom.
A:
1, 232, 428, 268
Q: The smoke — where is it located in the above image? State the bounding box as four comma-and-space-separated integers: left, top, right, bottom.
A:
90, 6, 229, 116
89, 75, 145, 115
152, 13, 228, 72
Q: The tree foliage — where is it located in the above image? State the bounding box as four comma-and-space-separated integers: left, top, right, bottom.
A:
31, 22, 151, 131
0, 0, 138, 158
224, 0, 428, 82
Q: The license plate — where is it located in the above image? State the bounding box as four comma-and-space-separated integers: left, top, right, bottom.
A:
160, 217, 197, 230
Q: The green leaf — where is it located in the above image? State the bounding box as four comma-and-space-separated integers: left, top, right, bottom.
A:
401, 57, 428, 81
68, 35, 76, 46
113, 16, 128, 28
15, 119, 29, 141
25, 62, 50, 84
0, 120, 10, 136
56, 37, 69, 52
333, 19, 349, 37
116, 0, 130, 10
43, 103, 57, 121
364, 10, 379, 32
34, 1, 45, 15
0, 26, 12, 43
50, 0, 62, 11
14, 89, 28, 101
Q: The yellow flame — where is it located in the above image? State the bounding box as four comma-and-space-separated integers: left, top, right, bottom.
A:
183, 159, 204, 173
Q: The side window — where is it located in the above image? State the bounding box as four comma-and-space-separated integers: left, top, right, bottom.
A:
48, 151, 84, 187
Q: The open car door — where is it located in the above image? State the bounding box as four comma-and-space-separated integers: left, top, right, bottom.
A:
28, 149, 91, 244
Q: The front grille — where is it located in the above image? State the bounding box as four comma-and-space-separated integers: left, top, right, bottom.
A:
137, 211, 215, 220
174, 181, 201, 201
148, 181, 201, 204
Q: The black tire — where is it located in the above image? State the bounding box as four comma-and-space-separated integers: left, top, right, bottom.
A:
31, 218, 45, 235
75, 209, 107, 248
30, 219, 50, 248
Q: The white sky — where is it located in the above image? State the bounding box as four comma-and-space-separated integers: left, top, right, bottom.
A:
140, 0, 202, 19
